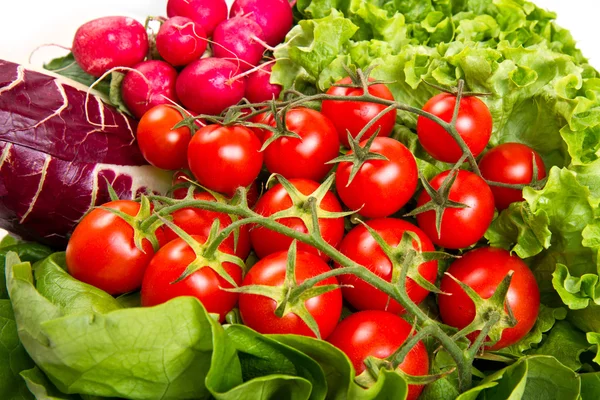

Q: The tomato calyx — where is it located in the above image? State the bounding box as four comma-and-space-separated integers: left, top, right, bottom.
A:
444, 270, 518, 350
256, 103, 302, 151
327, 130, 388, 186
406, 167, 469, 238
228, 241, 343, 339
158, 216, 246, 286
356, 354, 454, 389
268, 174, 354, 234
421, 79, 491, 98
97, 195, 163, 252
335, 64, 393, 90
361, 224, 452, 298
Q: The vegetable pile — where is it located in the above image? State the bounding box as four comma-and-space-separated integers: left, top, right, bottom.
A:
2, 0, 600, 399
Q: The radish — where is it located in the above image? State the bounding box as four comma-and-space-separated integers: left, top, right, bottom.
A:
176, 58, 246, 116
230, 0, 293, 46
245, 64, 282, 103
167, 0, 227, 37
121, 60, 179, 118
72, 16, 148, 77
156, 16, 207, 67
213, 17, 266, 71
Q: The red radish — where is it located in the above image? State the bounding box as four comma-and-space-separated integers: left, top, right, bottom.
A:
245, 64, 282, 103
156, 16, 207, 67
121, 60, 179, 119
176, 58, 246, 115
213, 17, 266, 72
167, 0, 227, 37
230, 0, 293, 46
72, 16, 148, 77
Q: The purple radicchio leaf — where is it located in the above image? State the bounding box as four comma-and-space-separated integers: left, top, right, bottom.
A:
0, 60, 172, 248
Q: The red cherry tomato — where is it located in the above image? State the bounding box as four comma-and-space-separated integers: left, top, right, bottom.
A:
66, 200, 162, 295
239, 250, 342, 339
328, 310, 429, 400
417, 93, 492, 163
163, 191, 251, 260
336, 218, 438, 314
141, 235, 243, 322
335, 137, 418, 218
321, 77, 397, 148
250, 179, 345, 260
438, 247, 540, 350
479, 143, 547, 211
137, 105, 191, 171
262, 108, 340, 182
171, 170, 195, 200
187, 124, 263, 196
416, 170, 495, 249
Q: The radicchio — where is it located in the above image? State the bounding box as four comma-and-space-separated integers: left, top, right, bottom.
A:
0, 60, 172, 247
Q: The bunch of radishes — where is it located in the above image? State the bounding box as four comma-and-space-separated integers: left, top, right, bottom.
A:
71, 0, 292, 118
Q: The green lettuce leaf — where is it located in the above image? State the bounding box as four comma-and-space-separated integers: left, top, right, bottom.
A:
457, 355, 580, 400
484, 201, 552, 259
5, 252, 243, 400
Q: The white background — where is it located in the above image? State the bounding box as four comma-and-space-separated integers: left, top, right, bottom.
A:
0, 0, 598, 68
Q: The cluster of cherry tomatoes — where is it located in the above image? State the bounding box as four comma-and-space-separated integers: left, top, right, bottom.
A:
65, 77, 542, 400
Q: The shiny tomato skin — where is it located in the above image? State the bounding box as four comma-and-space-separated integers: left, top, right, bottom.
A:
239, 250, 342, 339
336, 218, 438, 314
321, 77, 397, 148
187, 124, 263, 196
141, 235, 243, 322
416, 170, 495, 249
417, 93, 493, 163
262, 108, 340, 181
479, 143, 547, 211
327, 310, 429, 400
163, 191, 251, 259
250, 179, 345, 260
336, 137, 418, 218
438, 247, 540, 350
66, 200, 160, 295
137, 105, 191, 170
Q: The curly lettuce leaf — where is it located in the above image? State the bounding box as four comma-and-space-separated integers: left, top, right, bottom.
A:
485, 202, 552, 259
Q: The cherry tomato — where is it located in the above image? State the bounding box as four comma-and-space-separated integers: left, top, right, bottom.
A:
438, 247, 540, 350
335, 137, 418, 218
141, 235, 243, 322
262, 108, 340, 181
250, 179, 345, 260
327, 310, 429, 400
187, 124, 263, 196
66, 200, 162, 295
479, 143, 547, 210
137, 105, 191, 170
336, 219, 438, 314
239, 250, 342, 339
417, 93, 492, 163
416, 170, 495, 249
321, 77, 397, 148
163, 191, 252, 260
171, 170, 195, 200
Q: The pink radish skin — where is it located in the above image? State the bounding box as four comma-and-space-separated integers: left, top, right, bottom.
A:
72, 16, 148, 77
245, 64, 282, 103
121, 60, 179, 119
176, 58, 246, 116
230, 0, 293, 46
167, 0, 227, 37
156, 16, 207, 67
213, 17, 266, 72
